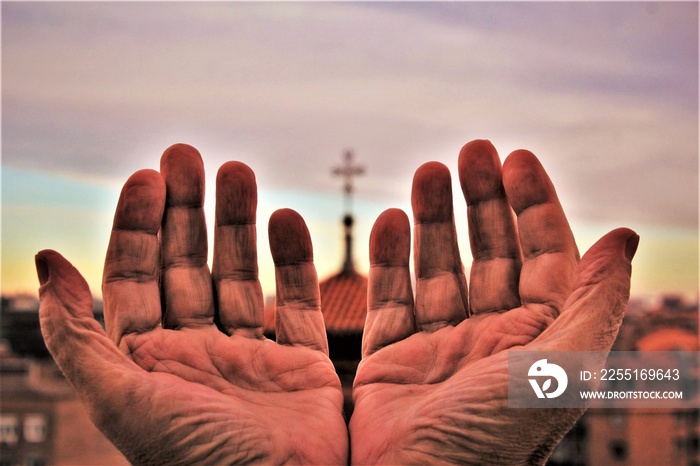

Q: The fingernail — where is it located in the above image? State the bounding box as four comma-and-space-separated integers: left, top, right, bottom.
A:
625, 234, 640, 261
35, 253, 49, 285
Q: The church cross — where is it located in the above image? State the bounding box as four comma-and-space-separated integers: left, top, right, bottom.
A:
331, 149, 365, 275
332, 149, 365, 213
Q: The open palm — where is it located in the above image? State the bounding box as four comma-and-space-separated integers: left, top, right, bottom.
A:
37, 145, 348, 465
350, 141, 637, 464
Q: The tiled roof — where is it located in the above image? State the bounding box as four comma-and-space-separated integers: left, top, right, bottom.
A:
264, 270, 367, 335
319, 271, 367, 334
636, 328, 699, 351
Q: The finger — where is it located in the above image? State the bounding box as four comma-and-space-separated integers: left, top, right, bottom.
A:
363, 209, 415, 357
532, 228, 638, 351
411, 162, 468, 331
212, 161, 264, 338
458, 140, 521, 314
502, 150, 579, 320
160, 144, 215, 328
37, 250, 140, 399
269, 209, 328, 353
102, 169, 165, 347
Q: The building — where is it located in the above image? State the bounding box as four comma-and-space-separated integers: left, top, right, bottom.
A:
550, 296, 700, 466
1, 296, 106, 359
318, 220, 367, 418
0, 346, 127, 465
585, 408, 698, 466
311, 150, 367, 417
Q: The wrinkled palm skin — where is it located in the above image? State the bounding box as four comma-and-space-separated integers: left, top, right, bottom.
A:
350, 141, 636, 465
38, 144, 348, 465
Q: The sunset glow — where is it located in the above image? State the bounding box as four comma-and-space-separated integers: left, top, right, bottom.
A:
2, 2, 697, 301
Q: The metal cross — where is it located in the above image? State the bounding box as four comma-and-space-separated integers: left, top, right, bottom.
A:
332, 149, 365, 213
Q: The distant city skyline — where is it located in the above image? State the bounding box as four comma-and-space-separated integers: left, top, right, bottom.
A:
2, 2, 698, 300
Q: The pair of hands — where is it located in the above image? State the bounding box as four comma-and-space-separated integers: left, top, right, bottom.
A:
37, 140, 637, 465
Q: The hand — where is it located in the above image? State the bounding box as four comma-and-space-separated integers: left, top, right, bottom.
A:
37, 144, 348, 465
349, 140, 637, 465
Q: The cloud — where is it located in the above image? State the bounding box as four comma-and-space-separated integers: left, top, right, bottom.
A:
2, 1, 697, 232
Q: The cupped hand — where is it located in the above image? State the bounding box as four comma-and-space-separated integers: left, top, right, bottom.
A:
350, 140, 637, 465
37, 144, 348, 465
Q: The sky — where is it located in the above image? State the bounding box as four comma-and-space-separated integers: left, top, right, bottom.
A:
2, 1, 698, 302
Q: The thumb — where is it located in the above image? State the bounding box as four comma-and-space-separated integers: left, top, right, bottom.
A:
36, 250, 136, 394
532, 228, 638, 351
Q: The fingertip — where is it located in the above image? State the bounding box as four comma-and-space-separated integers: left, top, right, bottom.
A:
625, 232, 640, 262
161, 142, 202, 161
125, 168, 164, 188
458, 139, 505, 203
114, 169, 166, 232
550, 227, 638, 351
458, 139, 496, 168
502, 149, 544, 183
161, 143, 203, 171
577, 228, 639, 290
35, 249, 65, 272
373, 208, 409, 233
370, 209, 410, 266
269, 208, 305, 230
35, 250, 92, 311
411, 162, 454, 223
217, 161, 255, 184
35, 250, 52, 286
595, 227, 639, 262
34, 249, 70, 274
160, 143, 205, 206
216, 161, 257, 225
269, 209, 313, 265
502, 149, 554, 214
502, 149, 540, 179
503, 148, 538, 165
460, 139, 494, 155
